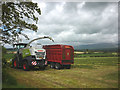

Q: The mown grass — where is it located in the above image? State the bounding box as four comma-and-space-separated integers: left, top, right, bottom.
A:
2, 56, 118, 88
2, 68, 27, 88
2, 53, 27, 88
74, 57, 118, 67
74, 53, 118, 57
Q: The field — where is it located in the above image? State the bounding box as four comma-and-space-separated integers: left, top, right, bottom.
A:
74, 52, 118, 57
2, 53, 119, 88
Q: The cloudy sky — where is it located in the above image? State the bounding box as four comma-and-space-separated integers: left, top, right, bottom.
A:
5, 1, 118, 48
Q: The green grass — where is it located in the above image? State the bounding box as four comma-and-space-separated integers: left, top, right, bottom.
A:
74, 53, 118, 57
2, 83, 27, 88
74, 57, 118, 66
2, 56, 118, 88
2, 68, 27, 88
102, 71, 118, 80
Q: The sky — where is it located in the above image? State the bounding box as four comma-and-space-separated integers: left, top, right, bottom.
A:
5, 1, 118, 48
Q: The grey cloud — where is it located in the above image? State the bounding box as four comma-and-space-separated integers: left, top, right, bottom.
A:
37, 24, 70, 34
83, 2, 109, 10
43, 2, 59, 14
63, 2, 78, 14
23, 2, 118, 46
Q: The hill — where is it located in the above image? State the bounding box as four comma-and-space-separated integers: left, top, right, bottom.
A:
74, 43, 118, 52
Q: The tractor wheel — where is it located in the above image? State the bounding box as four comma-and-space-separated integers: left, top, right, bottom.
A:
30, 66, 34, 70
65, 65, 71, 69
12, 58, 20, 69
55, 63, 62, 70
14, 60, 17, 68
11, 60, 14, 68
23, 61, 29, 71
39, 66, 45, 70
13, 60, 19, 68
11, 59, 14, 68
50, 63, 55, 69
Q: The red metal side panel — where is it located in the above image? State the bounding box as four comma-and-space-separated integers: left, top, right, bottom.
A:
46, 48, 62, 63
43, 45, 74, 65
43, 45, 63, 63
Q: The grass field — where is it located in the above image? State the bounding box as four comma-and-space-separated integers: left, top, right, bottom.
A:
2, 56, 119, 88
74, 52, 118, 57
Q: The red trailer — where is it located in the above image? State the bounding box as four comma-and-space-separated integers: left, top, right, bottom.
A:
43, 45, 74, 69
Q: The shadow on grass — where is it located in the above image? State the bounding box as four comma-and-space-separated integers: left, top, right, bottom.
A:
30, 65, 96, 70
2, 68, 27, 88
2, 68, 17, 86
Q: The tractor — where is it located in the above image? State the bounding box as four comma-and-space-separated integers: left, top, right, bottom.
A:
12, 36, 54, 71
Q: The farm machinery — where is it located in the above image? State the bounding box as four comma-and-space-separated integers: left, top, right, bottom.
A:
12, 36, 54, 71
43, 45, 74, 69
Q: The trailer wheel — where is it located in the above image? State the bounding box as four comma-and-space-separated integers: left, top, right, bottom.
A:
50, 63, 55, 69
55, 63, 62, 70
65, 65, 71, 69
23, 61, 29, 71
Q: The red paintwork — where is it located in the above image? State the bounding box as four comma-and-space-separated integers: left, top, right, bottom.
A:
14, 60, 17, 67
37, 50, 44, 52
43, 45, 74, 65
23, 64, 26, 70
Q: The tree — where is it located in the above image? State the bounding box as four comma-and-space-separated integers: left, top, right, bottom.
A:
0, 2, 41, 45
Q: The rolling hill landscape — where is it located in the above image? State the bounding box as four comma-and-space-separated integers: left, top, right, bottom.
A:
74, 43, 118, 52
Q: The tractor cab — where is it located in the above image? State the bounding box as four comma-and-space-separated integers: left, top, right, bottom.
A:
13, 43, 27, 49
13, 43, 28, 55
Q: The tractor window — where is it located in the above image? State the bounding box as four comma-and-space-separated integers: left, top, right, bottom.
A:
16, 46, 20, 49
19, 45, 25, 48
15, 45, 26, 49
13, 43, 27, 49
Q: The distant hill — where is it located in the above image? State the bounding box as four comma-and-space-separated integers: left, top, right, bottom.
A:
74, 43, 118, 52
6, 43, 118, 52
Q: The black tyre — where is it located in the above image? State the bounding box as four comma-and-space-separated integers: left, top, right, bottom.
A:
11, 59, 14, 68
23, 61, 29, 71
29, 66, 34, 70
65, 65, 71, 69
55, 63, 62, 70
50, 63, 55, 69
39, 66, 45, 70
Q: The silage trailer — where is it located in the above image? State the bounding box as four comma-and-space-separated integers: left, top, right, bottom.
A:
43, 45, 74, 69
